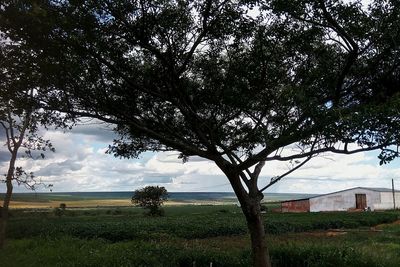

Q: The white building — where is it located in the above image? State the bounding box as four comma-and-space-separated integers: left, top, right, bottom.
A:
281, 187, 400, 212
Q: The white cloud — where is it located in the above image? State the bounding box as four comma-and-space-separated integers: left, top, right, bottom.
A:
259, 151, 400, 194
1, 122, 399, 194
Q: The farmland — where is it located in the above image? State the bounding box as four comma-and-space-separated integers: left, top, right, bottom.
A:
0, 205, 399, 266
2, 192, 316, 209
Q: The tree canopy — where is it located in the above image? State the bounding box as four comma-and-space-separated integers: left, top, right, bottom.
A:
1, 0, 399, 266
1, 0, 399, 166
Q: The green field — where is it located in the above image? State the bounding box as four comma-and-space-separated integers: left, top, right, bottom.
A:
1, 206, 399, 267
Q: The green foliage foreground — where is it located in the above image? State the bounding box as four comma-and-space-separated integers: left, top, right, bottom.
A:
1, 206, 399, 267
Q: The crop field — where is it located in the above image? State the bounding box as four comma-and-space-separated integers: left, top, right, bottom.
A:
2, 192, 315, 209
0, 205, 399, 267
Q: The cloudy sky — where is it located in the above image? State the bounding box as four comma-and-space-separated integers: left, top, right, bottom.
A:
1, 119, 399, 194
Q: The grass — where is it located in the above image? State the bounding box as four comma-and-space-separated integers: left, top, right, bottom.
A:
1, 206, 399, 266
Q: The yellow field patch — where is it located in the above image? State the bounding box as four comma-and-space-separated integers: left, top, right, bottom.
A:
5, 199, 230, 209
7, 199, 131, 209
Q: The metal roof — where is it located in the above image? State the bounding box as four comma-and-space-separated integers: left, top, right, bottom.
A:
281, 187, 400, 203
359, 187, 400, 192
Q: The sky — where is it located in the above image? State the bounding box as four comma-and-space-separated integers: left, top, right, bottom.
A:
1, 120, 399, 194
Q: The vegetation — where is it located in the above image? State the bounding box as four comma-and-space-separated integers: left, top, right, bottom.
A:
0, 206, 399, 267
132, 186, 168, 216
5, 206, 398, 240
0, 48, 56, 248
0, 22, 66, 248
1, 1, 400, 266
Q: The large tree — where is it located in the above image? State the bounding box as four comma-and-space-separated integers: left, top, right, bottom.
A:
1, 0, 400, 266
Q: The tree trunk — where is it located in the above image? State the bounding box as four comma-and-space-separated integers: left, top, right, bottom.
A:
216, 162, 271, 267
0, 106, 30, 249
0, 151, 16, 249
242, 200, 271, 267
0, 217, 5, 249
0, 177, 13, 249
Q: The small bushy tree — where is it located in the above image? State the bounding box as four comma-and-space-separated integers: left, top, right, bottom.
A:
132, 186, 168, 216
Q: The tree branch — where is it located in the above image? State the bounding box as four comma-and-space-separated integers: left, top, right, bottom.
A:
318, 0, 359, 106
265, 142, 395, 162
252, 160, 265, 180
260, 155, 313, 192
54, 108, 215, 161
0, 121, 13, 153
318, 0, 358, 51
6, 109, 17, 146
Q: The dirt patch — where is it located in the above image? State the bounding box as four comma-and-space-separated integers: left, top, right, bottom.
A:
287, 226, 387, 238
373, 220, 400, 230
302, 231, 348, 237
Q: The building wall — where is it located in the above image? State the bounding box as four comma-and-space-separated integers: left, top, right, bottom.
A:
281, 199, 310, 212
309, 188, 381, 212
374, 192, 400, 210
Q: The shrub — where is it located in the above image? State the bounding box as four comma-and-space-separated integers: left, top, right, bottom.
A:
132, 186, 168, 216
53, 208, 63, 217
112, 209, 122, 215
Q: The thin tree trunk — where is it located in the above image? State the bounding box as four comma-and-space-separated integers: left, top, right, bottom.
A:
243, 200, 271, 267
0, 151, 17, 249
0, 100, 32, 249
0, 216, 5, 249
0, 180, 13, 249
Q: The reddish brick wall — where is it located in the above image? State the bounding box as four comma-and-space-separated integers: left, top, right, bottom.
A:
281, 199, 310, 212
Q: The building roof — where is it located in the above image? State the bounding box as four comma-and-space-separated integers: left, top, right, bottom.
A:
281, 187, 400, 203
360, 187, 400, 192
